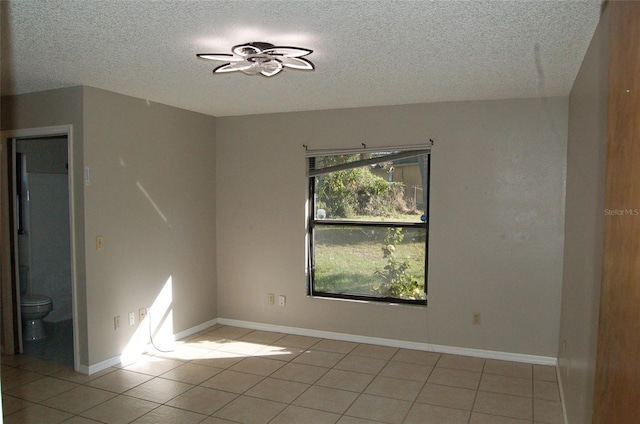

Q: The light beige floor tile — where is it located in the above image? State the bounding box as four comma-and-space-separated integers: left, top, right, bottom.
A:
229, 356, 287, 376
239, 330, 286, 345
271, 405, 341, 424
404, 403, 470, 424
4, 376, 78, 402
185, 335, 227, 350
416, 383, 477, 410
534, 398, 564, 424
200, 369, 264, 393
470, 412, 533, 423
379, 361, 433, 382
391, 349, 441, 366
313, 339, 358, 354
337, 417, 382, 424
271, 362, 329, 384
166, 386, 237, 415
436, 354, 485, 372
245, 377, 310, 403
276, 334, 322, 348
79, 395, 159, 424
86, 369, 153, 393
60, 416, 104, 423
351, 344, 398, 360
191, 350, 244, 369
123, 356, 184, 376
0, 394, 34, 415
131, 404, 207, 423
150, 344, 211, 360
479, 373, 533, 397
473, 391, 533, 421
217, 341, 268, 356
345, 393, 412, 424
0, 367, 44, 390
315, 369, 375, 392
533, 365, 557, 382
484, 360, 533, 379
364, 375, 423, 401
294, 386, 359, 414
214, 395, 287, 424
160, 362, 223, 384
41, 385, 116, 414
533, 379, 560, 401
294, 349, 345, 368
200, 416, 240, 424
255, 345, 305, 361
1, 354, 34, 367
3, 404, 73, 424
427, 367, 482, 390
208, 326, 254, 341
334, 354, 387, 375
50, 366, 116, 384
19, 359, 67, 375
124, 377, 193, 403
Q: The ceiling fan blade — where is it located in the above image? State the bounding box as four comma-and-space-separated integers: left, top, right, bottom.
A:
197, 53, 243, 62
263, 46, 312, 58
279, 56, 314, 70
213, 61, 253, 74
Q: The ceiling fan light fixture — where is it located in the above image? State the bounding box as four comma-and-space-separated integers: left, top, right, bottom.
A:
197, 41, 314, 77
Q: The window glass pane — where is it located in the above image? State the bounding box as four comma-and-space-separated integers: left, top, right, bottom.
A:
313, 225, 426, 301
314, 153, 428, 223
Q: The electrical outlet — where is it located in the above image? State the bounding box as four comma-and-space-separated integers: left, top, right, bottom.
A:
129, 311, 135, 326
96, 236, 104, 250
114, 316, 120, 330
139, 307, 147, 322
279, 295, 286, 307
268, 293, 275, 305
472, 312, 481, 325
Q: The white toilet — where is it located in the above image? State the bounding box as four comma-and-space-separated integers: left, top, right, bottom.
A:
19, 266, 53, 341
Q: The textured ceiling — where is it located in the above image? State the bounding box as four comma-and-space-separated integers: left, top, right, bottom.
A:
1, 0, 603, 117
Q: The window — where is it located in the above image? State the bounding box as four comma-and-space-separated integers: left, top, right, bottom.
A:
307, 146, 431, 305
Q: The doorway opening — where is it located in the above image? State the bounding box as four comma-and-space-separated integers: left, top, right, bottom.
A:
1, 125, 78, 369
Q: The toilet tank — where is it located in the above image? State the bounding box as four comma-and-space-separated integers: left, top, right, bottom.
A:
19, 266, 29, 295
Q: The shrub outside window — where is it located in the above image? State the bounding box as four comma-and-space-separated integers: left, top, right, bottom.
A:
307, 147, 430, 305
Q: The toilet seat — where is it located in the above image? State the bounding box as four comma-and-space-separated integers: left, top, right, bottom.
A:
21, 294, 52, 306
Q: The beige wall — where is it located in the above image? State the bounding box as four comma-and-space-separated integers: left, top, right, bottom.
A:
82, 87, 217, 365
2, 86, 218, 367
216, 97, 567, 357
558, 5, 609, 424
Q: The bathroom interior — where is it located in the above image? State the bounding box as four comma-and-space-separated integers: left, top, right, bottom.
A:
13, 135, 74, 367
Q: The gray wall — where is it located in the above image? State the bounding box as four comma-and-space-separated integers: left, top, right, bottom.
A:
558, 5, 609, 423
216, 97, 568, 357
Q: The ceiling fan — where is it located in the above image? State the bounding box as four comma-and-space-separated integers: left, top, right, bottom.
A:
197, 42, 315, 77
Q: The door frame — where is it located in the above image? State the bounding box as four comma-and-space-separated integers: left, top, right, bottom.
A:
1, 125, 79, 370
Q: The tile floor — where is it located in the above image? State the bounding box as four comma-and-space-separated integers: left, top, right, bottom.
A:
1, 324, 564, 424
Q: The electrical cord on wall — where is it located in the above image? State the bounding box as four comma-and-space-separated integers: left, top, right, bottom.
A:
147, 309, 174, 353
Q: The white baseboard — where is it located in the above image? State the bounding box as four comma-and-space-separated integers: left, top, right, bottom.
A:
81, 318, 219, 375
82, 316, 556, 375
217, 318, 558, 366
